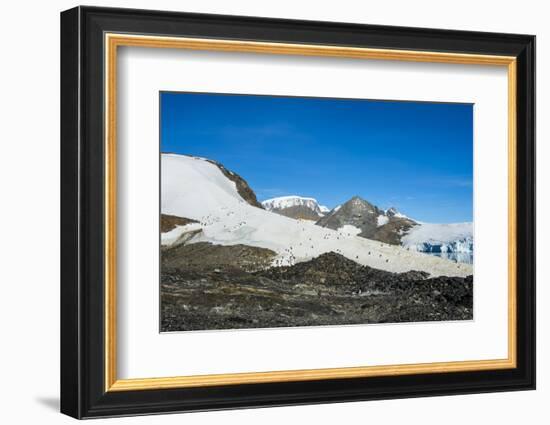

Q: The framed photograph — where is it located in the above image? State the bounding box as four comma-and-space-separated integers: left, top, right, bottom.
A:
60, 6, 535, 419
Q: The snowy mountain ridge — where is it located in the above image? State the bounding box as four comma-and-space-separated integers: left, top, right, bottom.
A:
262, 196, 329, 218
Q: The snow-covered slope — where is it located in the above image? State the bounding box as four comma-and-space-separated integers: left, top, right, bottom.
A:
161, 154, 471, 277
401, 222, 473, 254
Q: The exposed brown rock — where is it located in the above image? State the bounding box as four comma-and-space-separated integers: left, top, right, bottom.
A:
160, 214, 198, 233
206, 159, 264, 209
371, 217, 416, 245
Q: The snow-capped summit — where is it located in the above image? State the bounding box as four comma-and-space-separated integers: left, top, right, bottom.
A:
262, 196, 329, 221
385, 207, 408, 219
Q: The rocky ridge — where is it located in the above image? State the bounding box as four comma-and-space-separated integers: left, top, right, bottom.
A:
316, 196, 416, 246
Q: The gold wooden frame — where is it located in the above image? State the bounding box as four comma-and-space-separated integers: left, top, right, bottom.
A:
104, 33, 517, 392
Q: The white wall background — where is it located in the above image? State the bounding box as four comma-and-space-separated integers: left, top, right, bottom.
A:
0, 0, 545, 423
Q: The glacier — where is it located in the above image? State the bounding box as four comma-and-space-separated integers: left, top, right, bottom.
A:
401, 222, 473, 263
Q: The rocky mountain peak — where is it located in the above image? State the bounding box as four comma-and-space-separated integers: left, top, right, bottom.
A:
344, 196, 378, 213
316, 195, 417, 246
386, 207, 399, 217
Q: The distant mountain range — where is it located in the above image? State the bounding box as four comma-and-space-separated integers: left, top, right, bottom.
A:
160, 153, 473, 274
261, 195, 473, 259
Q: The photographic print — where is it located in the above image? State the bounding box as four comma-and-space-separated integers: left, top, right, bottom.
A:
160, 92, 474, 332
61, 9, 535, 416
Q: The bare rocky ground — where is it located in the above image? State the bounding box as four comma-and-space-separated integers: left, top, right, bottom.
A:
161, 245, 473, 332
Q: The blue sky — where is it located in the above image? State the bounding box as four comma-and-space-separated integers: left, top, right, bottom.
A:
161, 92, 473, 223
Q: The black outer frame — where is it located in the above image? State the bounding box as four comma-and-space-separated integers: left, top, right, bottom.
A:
60, 6, 535, 419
